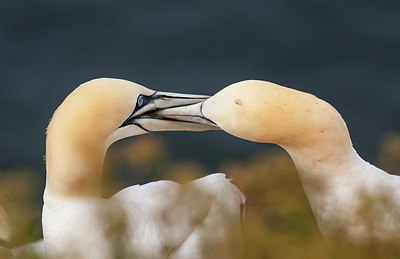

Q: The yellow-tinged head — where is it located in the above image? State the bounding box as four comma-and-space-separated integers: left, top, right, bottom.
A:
48, 78, 150, 149
46, 78, 150, 196
202, 80, 353, 160
45, 78, 216, 197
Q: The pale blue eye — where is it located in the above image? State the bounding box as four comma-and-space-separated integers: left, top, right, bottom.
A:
137, 95, 145, 107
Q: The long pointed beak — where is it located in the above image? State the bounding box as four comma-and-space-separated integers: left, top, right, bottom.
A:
150, 102, 216, 126
128, 91, 219, 132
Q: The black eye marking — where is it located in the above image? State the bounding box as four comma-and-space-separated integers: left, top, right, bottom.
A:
119, 93, 155, 128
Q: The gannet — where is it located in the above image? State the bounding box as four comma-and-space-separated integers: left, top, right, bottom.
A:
42, 78, 244, 259
160, 79, 400, 243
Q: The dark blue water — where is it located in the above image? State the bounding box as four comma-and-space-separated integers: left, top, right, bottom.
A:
1, 0, 399, 174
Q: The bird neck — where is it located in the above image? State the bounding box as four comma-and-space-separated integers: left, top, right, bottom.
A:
281, 110, 358, 182
280, 110, 367, 211
45, 129, 107, 198
283, 138, 375, 239
268, 88, 358, 180
44, 96, 113, 198
43, 79, 141, 199
284, 141, 360, 181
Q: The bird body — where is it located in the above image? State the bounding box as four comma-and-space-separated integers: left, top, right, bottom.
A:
43, 174, 244, 259
43, 78, 244, 258
199, 80, 400, 243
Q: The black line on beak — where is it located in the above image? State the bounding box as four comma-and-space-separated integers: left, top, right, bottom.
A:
156, 94, 207, 100
199, 102, 219, 127
132, 120, 151, 133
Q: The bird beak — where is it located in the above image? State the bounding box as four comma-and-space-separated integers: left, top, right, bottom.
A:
124, 91, 219, 132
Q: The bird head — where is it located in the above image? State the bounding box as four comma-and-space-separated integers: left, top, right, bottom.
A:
47, 78, 218, 151
45, 78, 218, 196
199, 80, 351, 152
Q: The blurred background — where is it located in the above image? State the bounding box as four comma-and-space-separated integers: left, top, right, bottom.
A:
0, 0, 400, 257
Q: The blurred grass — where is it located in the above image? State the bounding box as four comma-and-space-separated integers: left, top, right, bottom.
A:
377, 132, 400, 175
1, 132, 400, 258
0, 169, 42, 248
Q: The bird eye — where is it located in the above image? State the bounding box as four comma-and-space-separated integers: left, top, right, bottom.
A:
137, 95, 145, 108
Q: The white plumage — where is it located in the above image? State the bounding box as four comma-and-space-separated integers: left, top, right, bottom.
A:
43, 174, 244, 259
